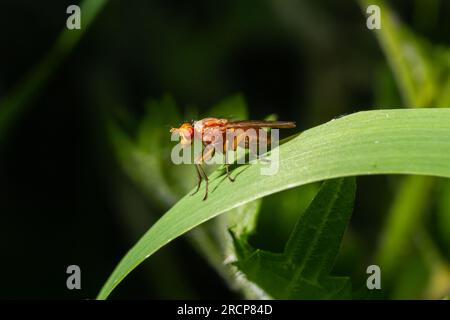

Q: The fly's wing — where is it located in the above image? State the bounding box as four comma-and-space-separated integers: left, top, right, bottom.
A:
226, 120, 296, 129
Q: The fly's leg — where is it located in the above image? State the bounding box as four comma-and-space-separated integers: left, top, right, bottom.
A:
225, 164, 235, 182
192, 145, 216, 200
197, 164, 209, 201
197, 146, 217, 200
223, 129, 251, 181
191, 164, 203, 196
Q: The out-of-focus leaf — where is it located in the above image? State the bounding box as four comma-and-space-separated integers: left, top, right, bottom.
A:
108, 95, 182, 207
207, 94, 248, 120
376, 176, 433, 278
251, 183, 319, 253
0, 0, 109, 144
416, 228, 450, 299
432, 46, 450, 108
360, 1, 450, 295
359, 0, 437, 108
233, 178, 356, 299
391, 252, 429, 299
391, 227, 450, 299
437, 180, 450, 259
436, 77, 450, 108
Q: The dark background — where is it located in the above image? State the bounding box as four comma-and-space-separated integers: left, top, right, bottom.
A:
0, 0, 449, 299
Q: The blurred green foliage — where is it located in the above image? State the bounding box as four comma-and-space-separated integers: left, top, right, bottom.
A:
360, 0, 450, 298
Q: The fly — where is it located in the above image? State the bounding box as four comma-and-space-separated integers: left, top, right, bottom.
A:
170, 118, 296, 200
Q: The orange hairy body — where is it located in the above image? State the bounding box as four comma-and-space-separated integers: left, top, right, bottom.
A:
170, 117, 295, 200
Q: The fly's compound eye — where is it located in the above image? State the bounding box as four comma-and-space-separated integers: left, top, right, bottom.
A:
173, 123, 193, 146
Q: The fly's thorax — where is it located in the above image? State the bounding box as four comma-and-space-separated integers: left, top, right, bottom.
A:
193, 120, 205, 133
194, 118, 228, 133
193, 118, 214, 133
201, 127, 222, 144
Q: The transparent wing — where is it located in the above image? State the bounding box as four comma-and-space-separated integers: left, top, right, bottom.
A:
226, 120, 296, 129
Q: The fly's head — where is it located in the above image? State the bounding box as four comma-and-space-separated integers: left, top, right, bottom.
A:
170, 122, 194, 147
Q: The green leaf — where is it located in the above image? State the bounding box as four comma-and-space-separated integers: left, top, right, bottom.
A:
107, 96, 182, 207
98, 108, 450, 299
233, 178, 355, 299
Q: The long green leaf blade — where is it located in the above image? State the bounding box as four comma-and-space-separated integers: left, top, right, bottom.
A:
98, 108, 450, 299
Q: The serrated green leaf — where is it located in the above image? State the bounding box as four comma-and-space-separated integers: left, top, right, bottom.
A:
234, 178, 355, 299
